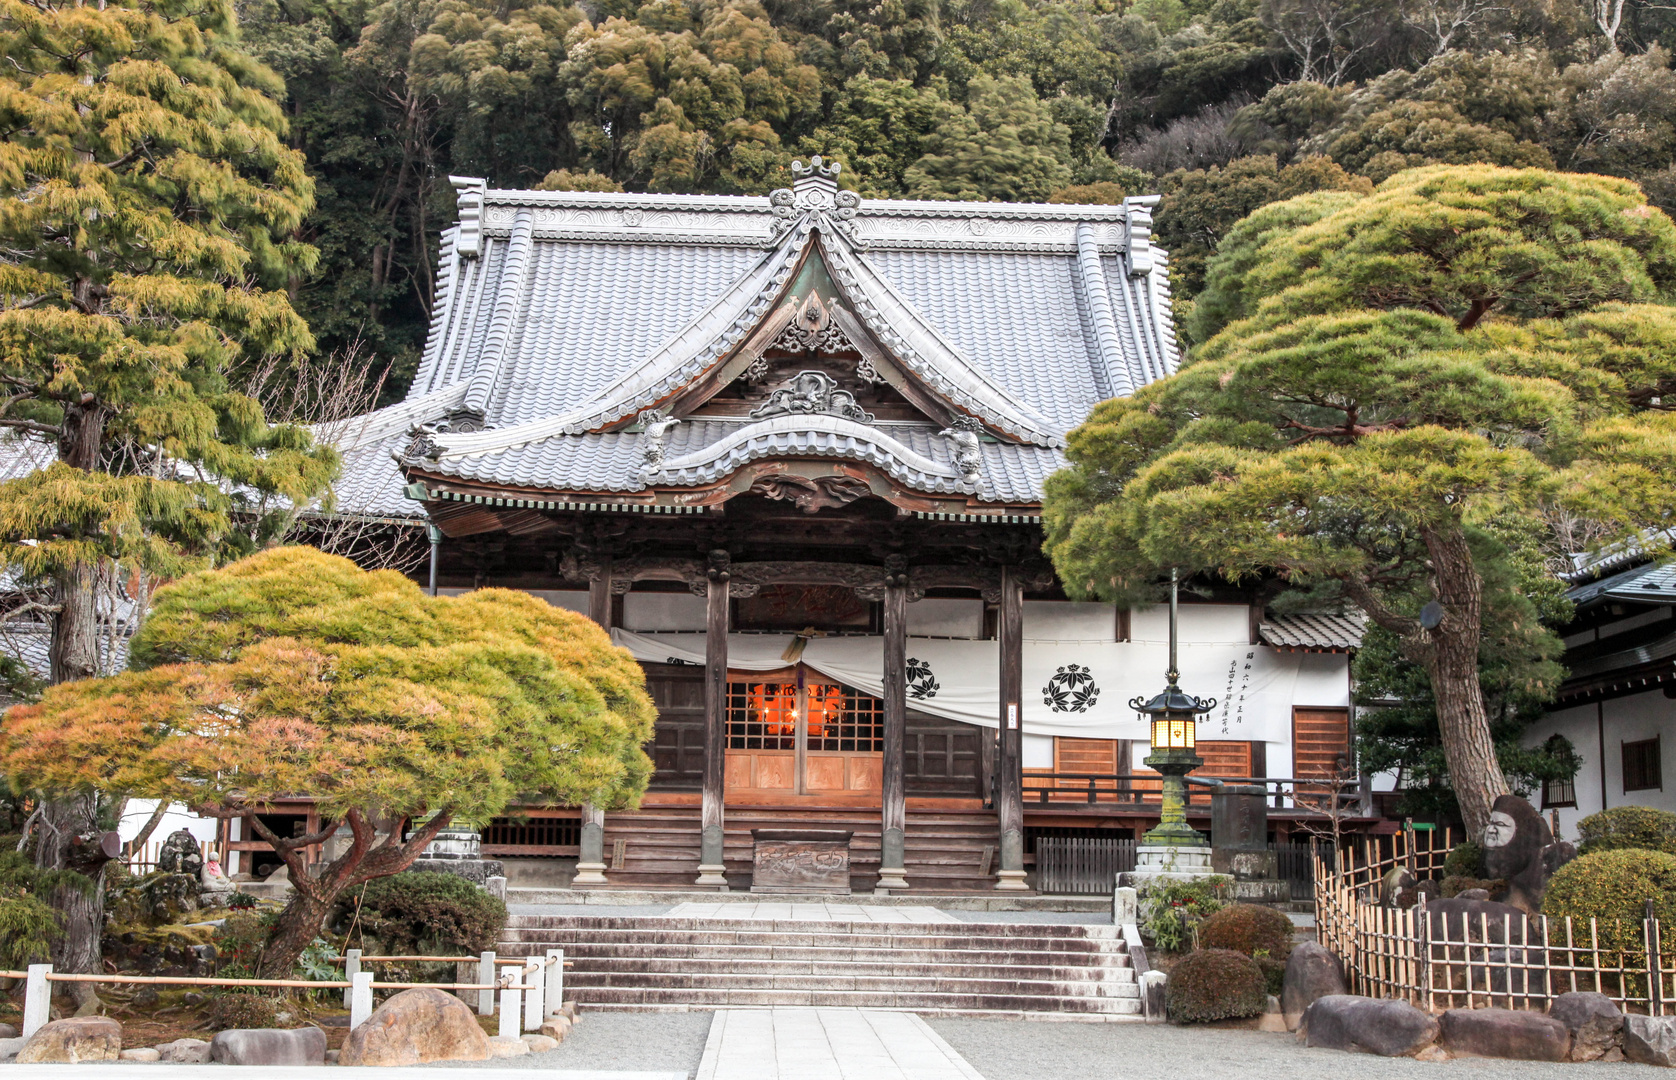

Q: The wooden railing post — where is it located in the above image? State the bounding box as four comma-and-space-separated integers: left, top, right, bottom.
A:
22, 965, 51, 1037
349, 971, 373, 1029
544, 948, 563, 1016
522, 958, 543, 1029
498, 972, 522, 1038
342, 949, 361, 1008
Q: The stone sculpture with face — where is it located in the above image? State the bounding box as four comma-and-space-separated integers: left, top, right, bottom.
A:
1482, 793, 1575, 914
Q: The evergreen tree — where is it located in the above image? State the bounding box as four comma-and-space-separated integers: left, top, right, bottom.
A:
0, 0, 333, 990
1043, 166, 1676, 835
904, 73, 1074, 200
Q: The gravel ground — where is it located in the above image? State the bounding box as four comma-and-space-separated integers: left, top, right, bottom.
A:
927, 1019, 1662, 1080
508, 904, 676, 918
417, 1011, 713, 1074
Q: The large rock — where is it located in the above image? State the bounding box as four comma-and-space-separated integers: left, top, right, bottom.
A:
1281, 942, 1347, 1030
337, 986, 491, 1067
1422, 897, 1538, 944
1549, 991, 1623, 1061
209, 1026, 326, 1066
16, 1017, 123, 1063
487, 1035, 530, 1057
1440, 1007, 1569, 1061
1625, 1015, 1676, 1067
157, 1037, 212, 1063
1480, 794, 1576, 914
156, 828, 204, 875
1301, 995, 1439, 1057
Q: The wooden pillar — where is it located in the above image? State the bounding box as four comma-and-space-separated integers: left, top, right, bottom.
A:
574, 558, 613, 885
995, 565, 1028, 891
878, 557, 910, 892
696, 550, 730, 889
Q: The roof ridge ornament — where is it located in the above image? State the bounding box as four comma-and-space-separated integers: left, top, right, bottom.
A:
638, 407, 681, 480
938, 415, 984, 486
770, 293, 854, 354
450, 176, 487, 258
748, 370, 873, 423
769, 156, 861, 243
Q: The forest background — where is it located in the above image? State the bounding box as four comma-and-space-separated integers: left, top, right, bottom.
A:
260, 0, 1676, 398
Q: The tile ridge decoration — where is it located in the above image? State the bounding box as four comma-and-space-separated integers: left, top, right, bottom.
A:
1075, 221, 1129, 399
457, 207, 536, 427
747, 370, 873, 424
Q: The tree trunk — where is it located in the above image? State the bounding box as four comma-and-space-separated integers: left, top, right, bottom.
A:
1415, 527, 1509, 838
256, 889, 336, 980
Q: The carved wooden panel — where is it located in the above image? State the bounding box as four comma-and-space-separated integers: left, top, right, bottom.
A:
803, 754, 848, 792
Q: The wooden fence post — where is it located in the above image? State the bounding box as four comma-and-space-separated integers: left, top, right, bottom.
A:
22, 965, 51, 1038
1647, 902, 1663, 1016
544, 948, 563, 1016
342, 949, 361, 1008
349, 972, 373, 1030
478, 951, 496, 1016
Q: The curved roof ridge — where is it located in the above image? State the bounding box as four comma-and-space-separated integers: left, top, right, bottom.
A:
1075, 222, 1128, 399
819, 229, 1062, 447
655, 413, 974, 494
320, 383, 469, 453
419, 219, 817, 460
460, 208, 536, 418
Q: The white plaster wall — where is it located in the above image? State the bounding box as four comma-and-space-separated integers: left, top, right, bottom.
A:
624, 591, 708, 631
1022, 733, 1055, 768
1024, 600, 1117, 641
909, 598, 983, 638
1524, 689, 1675, 838
1130, 604, 1251, 644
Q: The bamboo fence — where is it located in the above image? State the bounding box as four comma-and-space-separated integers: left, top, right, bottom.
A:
1315, 843, 1676, 1016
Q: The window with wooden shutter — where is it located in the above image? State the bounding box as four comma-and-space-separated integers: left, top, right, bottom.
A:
1293, 707, 1352, 783
1623, 737, 1663, 792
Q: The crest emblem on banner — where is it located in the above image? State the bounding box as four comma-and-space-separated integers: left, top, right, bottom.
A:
905, 657, 939, 699
1042, 664, 1100, 713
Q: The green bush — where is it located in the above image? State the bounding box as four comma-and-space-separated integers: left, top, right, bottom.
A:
1543, 849, 1676, 954
205, 991, 287, 1030
1576, 807, 1676, 857
348, 871, 508, 956
1443, 841, 1485, 879
1441, 875, 1506, 898
1139, 877, 1229, 953
1165, 948, 1268, 1023
1197, 903, 1295, 961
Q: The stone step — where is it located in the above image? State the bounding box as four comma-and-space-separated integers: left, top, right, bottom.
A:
502, 927, 1125, 951
513, 953, 1133, 981
576, 1002, 1142, 1021
564, 971, 1139, 997
502, 942, 1132, 971
505, 915, 1120, 937
565, 986, 1143, 1013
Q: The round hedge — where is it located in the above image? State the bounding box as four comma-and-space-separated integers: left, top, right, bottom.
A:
1197, 903, 1295, 961
1576, 807, 1676, 857
1542, 849, 1676, 953
1165, 948, 1268, 1023
1443, 840, 1485, 878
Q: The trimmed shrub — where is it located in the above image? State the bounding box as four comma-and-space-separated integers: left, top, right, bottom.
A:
205, 991, 287, 1030
348, 872, 508, 956
1197, 903, 1295, 962
1165, 948, 1268, 1023
1576, 807, 1676, 857
1138, 877, 1229, 953
1443, 841, 1485, 879
1543, 849, 1676, 954
1441, 875, 1506, 898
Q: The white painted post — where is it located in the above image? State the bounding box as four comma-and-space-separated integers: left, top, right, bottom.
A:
343, 949, 362, 1008
477, 950, 496, 1016
544, 948, 563, 1015
22, 965, 51, 1038
523, 958, 543, 1030
498, 976, 522, 1038
349, 972, 373, 1030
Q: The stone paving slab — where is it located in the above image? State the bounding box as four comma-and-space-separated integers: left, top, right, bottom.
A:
696, 1009, 984, 1080
665, 903, 960, 924
0, 1069, 685, 1079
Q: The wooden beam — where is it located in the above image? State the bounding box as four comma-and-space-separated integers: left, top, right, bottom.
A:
878, 556, 909, 891
995, 564, 1028, 890
696, 550, 731, 889
588, 557, 613, 629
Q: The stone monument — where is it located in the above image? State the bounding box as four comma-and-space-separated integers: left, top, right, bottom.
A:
1482, 793, 1576, 914
1210, 784, 1290, 902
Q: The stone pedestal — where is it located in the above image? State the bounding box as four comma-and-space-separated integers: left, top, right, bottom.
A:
749, 830, 853, 895
1209, 784, 1290, 902
408, 829, 504, 887
572, 805, 607, 886
1117, 844, 1216, 889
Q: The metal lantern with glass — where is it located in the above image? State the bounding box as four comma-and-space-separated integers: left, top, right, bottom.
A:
1130, 569, 1217, 848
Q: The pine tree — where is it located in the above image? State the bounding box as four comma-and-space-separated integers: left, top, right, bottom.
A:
0, 0, 333, 990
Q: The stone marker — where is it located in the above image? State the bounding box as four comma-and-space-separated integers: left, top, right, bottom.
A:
1440, 1007, 1569, 1061
1625, 1015, 1676, 1067
1301, 995, 1439, 1057
1481, 794, 1576, 915
16, 1017, 122, 1063
157, 1037, 212, 1063
209, 1026, 327, 1066
487, 1034, 531, 1057
337, 986, 491, 1067
120, 1047, 162, 1062
157, 828, 204, 875
1281, 942, 1347, 1031
1549, 991, 1624, 1061
1138, 970, 1167, 1023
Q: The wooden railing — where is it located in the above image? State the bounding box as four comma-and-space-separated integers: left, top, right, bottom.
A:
1315, 852, 1675, 1015
1018, 773, 1379, 812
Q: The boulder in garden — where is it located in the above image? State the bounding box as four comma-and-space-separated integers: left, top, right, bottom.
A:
120, 1047, 162, 1062
1301, 995, 1438, 1056
16, 1017, 122, 1063
1281, 942, 1347, 1031
157, 1037, 212, 1063
1548, 992, 1623, 1061
337, 986, 490, 1067
487, 1035, 530, 1057
209, 1026, 326, 1066
1625, 1015, 1676, 1067
1440, 1007, 1569, 1061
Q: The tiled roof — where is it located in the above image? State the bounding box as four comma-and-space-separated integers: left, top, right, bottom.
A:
330, 166, 1184, 509
1567, 560, 1676, 606
1259, 611, 1368, 651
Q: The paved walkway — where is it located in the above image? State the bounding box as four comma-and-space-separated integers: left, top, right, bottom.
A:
665, 903, 960, 923
697, 1009, 984, 1080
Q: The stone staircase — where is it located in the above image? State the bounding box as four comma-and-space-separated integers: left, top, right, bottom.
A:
499, 914, 1141, 1017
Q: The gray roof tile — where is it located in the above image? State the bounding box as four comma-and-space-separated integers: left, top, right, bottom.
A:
1260, 611, 1367, 651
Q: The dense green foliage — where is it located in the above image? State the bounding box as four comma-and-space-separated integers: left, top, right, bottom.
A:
0, 847, 85, 967
347, 871, 509, 955
1138, 876, 1228, 951
1543, 849, 1676, 955
215, 0, 1676, 396
1196, 902, 1294, 960
1165, 948, 1268, 1022
1576, 807, 1676, 856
